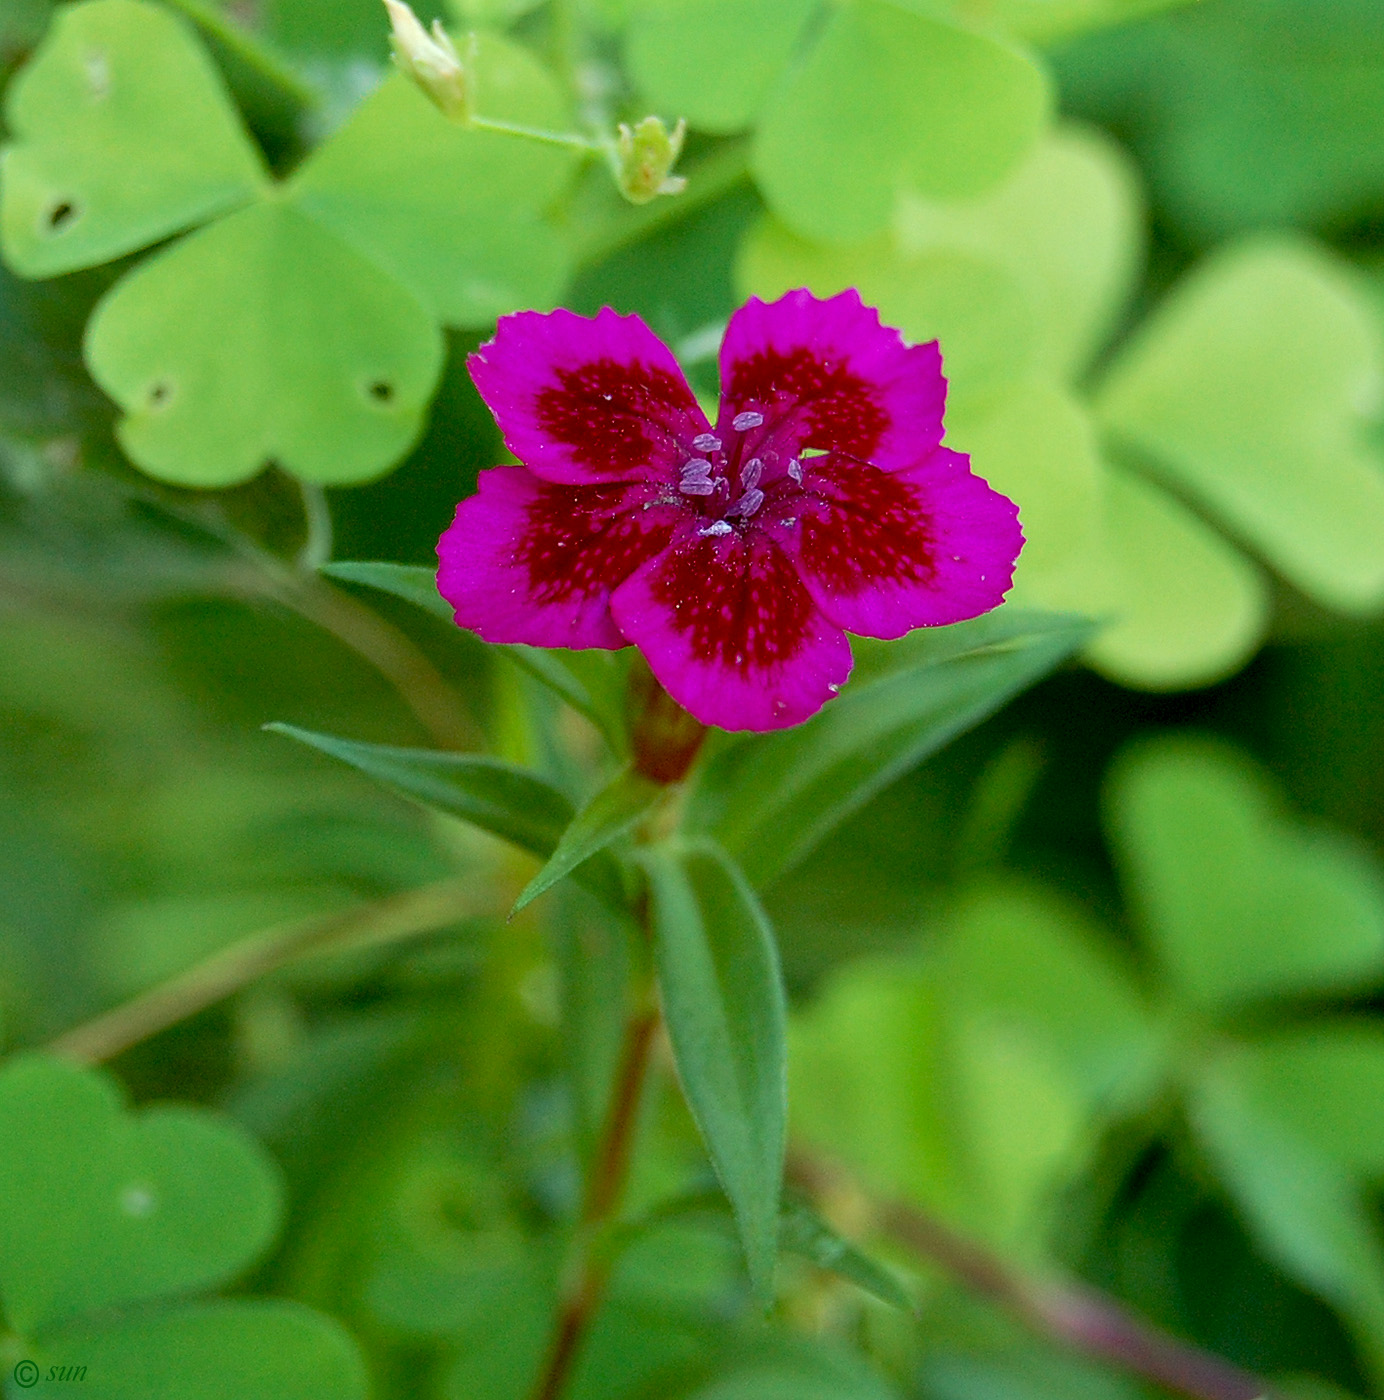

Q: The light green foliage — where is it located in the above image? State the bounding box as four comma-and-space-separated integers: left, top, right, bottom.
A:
1098, 238, 1384, 616
752, 1, 1050, 243
1055, 0, 1384, 241
644, 840, 787, 1300
0, 1056, 366, 1397
85, 202, 443, 487
290, 61, 575, 324
1106, 737, 1384, 1009
0, 0, 265, 278
742, 125, 1384, 689
687, 610, 1093, 887
791, 880, 1157, 1251
625, 0, 817, 135
1, 3, 577, 488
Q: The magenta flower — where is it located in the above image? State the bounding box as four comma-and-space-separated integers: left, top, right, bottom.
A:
437, 289, 1022, 732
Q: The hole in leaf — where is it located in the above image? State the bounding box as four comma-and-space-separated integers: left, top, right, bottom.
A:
46, 201, 80, 233
367, 380, 395, 404
147, 381, 173, 409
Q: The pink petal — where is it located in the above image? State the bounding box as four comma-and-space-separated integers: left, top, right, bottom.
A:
792, 448, 1023, 638
717, 289, 947, 475
437, 467, 683, 648
610, 523, 853, 732
467, 307, 712, 486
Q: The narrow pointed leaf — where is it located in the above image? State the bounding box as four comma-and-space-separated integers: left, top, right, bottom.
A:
778, 1199, 915, 1314
320, 561, 451, 621
512, 767, 661, 915
265, 723, 626, 911
643, 839, 787, 1301
318, 562, 629, 750
685, 610, 1093, 888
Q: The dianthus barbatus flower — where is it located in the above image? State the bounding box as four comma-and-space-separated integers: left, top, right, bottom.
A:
437, 289, 1023, 732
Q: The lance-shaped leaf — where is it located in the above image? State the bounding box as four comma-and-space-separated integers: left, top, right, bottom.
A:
266, 723, 627, 911
685, 610, 1092, 889
84, 201, 444, 487
512, 767, 662, 915
319, 562, 630, 750
1, 0, 265, 278
643, 839, 787, 1300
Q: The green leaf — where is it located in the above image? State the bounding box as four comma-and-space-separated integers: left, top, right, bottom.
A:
684, 610, 1091, 889
512, 766, 662, 914
0, 0, 265, 278
1234, 1024, 1384, 1179
1106, 736, 1384, 1010
642, 839, 787, 1300
1190, 1048, 1384, 1367
83, 201, 444, 487
265, 723, 628, 911
1097, 236, 1384, 615
1044, 464, 1270, 691
751, 0, 1050, 242
943, 880, 1163, 1113
319, 561, 453, 622
28, 1299, 367, 1400
778, 1199, 915, 1313
0, 1055, 281, 1333
739, 127, 1142, 399
290, 50, 576, 328
624, 0, 817, 134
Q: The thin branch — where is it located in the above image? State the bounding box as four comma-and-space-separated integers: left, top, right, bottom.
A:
528, 986, 661, 1400
788, 1153, 1274, 1400
469, 114, 607, 155
228, 558, 483, 751
46, 876, 494, 1065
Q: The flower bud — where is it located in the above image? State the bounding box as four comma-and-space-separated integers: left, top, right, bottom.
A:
613, 116, 687, 205
382, 0, 474, 122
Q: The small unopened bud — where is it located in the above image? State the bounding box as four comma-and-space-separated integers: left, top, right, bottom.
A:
613, 116, 687, 205
383, 0, 474, 122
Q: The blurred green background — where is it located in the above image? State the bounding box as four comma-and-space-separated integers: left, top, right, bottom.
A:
4, 0, 1384, 1396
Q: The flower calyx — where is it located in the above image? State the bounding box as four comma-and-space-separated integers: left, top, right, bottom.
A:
613, 116, 687, 205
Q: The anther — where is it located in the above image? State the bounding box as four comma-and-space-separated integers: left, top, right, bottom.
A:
787, 460, 803, 484
679, 458, 715, 496
740, 458, 762, 490
700, 520, 733, 537
692, 433, 721, 452
727, 487, 764, 519
732, 410, 763, 431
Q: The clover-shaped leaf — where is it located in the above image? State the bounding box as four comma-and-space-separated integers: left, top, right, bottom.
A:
1106, 737, 1384, 1010
752, 1, 1050, 242
1098, 237, 1384, 616
290, 40, 578, 326
0, 1056, 367, 1398
625, 0, 817, 135
84, 201, 444, 487
0, 0, 265, 279
2, 3, 579, 489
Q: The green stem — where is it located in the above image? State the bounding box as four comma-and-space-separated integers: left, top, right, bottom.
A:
469, 114, 609, 156
45, 876, 495, 1065
296, 479, 334, 572
527, 976, 660, 1400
